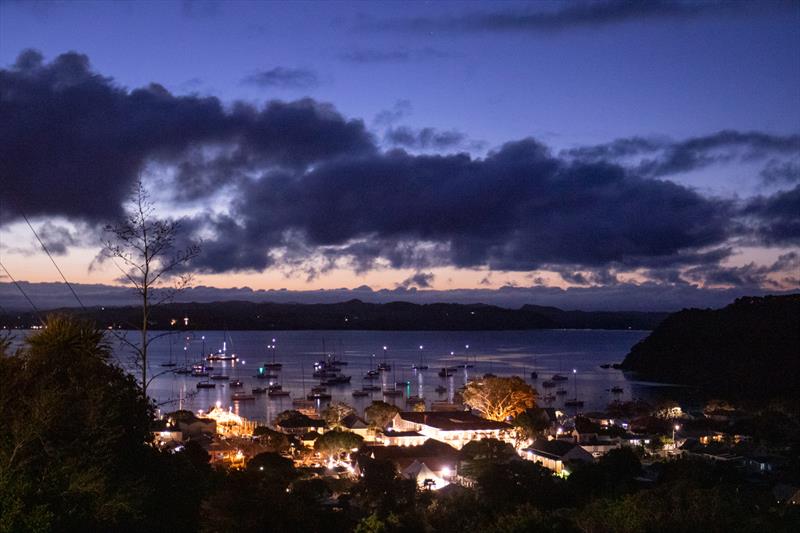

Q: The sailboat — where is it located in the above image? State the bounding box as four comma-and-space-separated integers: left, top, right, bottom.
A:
461, 344, 474, 368
229, 359, 243, 388
263, 338, 283, 369
564, 369, 584, 407
331, 339, 348, 366
268, 381, 290, 398
161, 332, 177, 367
530, 353, 538, 379
395, 365, 410, 387
412, 345, 428, 370
377, 346, 391, 372
207, 334, 238, 361
383, 362, 404, 397
173, 341, 193, 374
551, 353, 568, 381
364, 353, 380, 379
293, 361, 315, 408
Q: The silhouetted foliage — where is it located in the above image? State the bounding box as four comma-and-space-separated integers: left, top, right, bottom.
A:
622, 295, 800, 400
365, 401, 400, 429
0, 315, 205, 531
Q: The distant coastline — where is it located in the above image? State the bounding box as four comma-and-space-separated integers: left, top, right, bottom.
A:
1, 299, 667, 331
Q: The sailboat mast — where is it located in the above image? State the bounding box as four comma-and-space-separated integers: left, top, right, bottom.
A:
573, 369, 578, 398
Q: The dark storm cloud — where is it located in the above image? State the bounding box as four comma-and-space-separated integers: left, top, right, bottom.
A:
189, 139, 733, 275
761, 160, 800, 185
557, 268, 619, 286
0, 50, 373, 220
396, 271, 435, 289
684, 252, 800, 288
241, 67, 320, 89
3, 49, 795, 290
385, 127, 467, 150
566, 130, 800, 177
35, 221, 78, 255
361, 0, 775, 34
743, 185, 800, 246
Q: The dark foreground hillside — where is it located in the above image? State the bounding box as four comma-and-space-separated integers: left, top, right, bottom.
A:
621, 295, 800, 400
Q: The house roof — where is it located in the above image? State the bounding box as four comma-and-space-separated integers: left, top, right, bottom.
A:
277, 415, 326, 429
526, 439, 583, 460
398, 411, 510, 431
341, 413, 369, 429
364, 439, 460, 462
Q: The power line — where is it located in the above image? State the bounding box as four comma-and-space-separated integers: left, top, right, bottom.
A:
21, 213, 87, 311
0, 260, 44, 324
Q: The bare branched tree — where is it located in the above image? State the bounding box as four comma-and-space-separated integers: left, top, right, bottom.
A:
104, 178, 200, 398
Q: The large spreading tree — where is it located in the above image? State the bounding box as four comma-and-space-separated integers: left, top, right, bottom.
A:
314, 430, 364, 459
461, 376, 537, 421
364, 401, 400, 429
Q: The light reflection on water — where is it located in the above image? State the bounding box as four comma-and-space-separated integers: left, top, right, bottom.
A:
10, 328, 678, 422
116, 329, 666, 421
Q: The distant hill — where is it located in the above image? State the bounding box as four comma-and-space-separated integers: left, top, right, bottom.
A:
621, 295, 800, 399
1, 299, 666, 331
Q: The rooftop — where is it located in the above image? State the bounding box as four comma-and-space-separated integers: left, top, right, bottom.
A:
526, 439, 582, 460
398, 411, 510, 431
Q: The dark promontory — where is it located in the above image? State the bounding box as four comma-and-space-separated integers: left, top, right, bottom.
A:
621, 294, 800, 399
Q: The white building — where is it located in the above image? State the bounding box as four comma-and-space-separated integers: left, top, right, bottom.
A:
391, 411, 511, 450
523, 438, 594, 475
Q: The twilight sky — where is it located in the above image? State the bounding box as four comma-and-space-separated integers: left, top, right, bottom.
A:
1, 0, 799, 311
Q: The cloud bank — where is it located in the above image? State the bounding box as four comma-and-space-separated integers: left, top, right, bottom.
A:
1, 49, 798, 302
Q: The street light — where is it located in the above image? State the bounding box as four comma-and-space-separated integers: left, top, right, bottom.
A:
672, 424, 680, 448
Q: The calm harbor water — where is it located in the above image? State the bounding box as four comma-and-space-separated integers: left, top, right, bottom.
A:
106, 329, 668, 422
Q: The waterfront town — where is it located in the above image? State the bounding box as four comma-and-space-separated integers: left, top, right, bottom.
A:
153, 384, 800, 495
2, 313, 798, 531
2, 1, 799, 530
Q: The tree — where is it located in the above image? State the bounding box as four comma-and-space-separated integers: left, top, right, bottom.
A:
323, 401, 356, 428
460, 438, 518, 478
365, 401, 400, 429
103, 178, 199, 398
253, 427, 290, 453
512, 409, 551, 445
275, 409, 304, 425
462, 376, 536, 421
476, 461, 565, 513
0, 316, 175, 531
568, 448, 642, 503
351, 458, 418, 517
314, 430, 364, 459
246, 452, 298, 487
